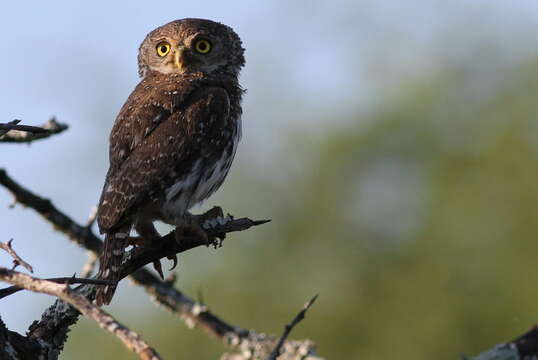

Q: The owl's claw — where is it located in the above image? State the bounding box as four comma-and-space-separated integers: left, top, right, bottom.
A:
153, 259, 165, 279
167, 254, 178, 271
175, 217, 212, 246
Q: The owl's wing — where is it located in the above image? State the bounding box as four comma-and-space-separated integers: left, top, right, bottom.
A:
97, 85, 230, 232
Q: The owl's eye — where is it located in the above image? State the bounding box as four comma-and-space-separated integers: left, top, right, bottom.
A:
156, 42, 171, 57
194, 39, 212, 54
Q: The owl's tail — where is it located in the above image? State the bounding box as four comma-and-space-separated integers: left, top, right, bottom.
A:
95, 231, 128, 306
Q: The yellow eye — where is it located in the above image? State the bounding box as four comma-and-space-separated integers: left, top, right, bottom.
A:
156, 42, 171, 57
194, 39, 212, 54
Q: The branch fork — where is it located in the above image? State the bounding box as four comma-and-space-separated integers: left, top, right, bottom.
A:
0, 126, 321, 360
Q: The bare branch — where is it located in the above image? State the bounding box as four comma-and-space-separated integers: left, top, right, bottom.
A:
466, 326, 538, 360
0, 120, 21, 137
0, 276, 113, 299
132, 265, 322, 360
0, 118, 68, 143
0, 168, 103, 253
120, 216, 270, 279
0, 315, 43, 359
0, 169, 321, 359
0, 120, 51, 134
0, 239, 34, 273
267, 295, 319, 360
0, 268, 162, 360
0, 168, 268, 278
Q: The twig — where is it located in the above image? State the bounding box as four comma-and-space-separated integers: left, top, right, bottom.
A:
0, 118, 68, 143
0, 276, 113, 299
0, 239, 34, 273
0, 121, 51, 134
0, 267, 162, 360
267, 295, 319, 360
132, 262, 322, 360
0, 120, 21, 137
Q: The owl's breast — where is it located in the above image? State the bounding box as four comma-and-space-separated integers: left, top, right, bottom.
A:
160, 116, 241, 224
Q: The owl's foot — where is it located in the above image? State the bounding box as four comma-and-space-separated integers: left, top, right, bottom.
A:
174, 220, 211, 245
194, 206, 227, 247
167, 254, 178, 271
132, 222, 169, 278
151, 249, 179, 277
174, 207, 227, 249
150, 252, 179, 278
126, 235, 167, 277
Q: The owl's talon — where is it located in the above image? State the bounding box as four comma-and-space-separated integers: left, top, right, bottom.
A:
167, 254, 178, 271
153, 260, 165, 279
176, 216, 212, 246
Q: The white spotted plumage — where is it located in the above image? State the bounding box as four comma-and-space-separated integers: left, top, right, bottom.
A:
162, 117, 241, 224
95, 18, 245, 306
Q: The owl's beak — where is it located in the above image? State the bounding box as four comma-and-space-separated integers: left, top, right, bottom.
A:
174, 46, 186, 71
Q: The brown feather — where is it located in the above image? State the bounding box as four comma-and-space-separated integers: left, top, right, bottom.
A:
95, 18, 245, 305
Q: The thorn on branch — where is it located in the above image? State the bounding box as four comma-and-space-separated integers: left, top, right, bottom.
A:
267, 294, 319, 360
0, 239, 34, 273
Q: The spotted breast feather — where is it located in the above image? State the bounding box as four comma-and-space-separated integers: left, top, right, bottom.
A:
97, 76, 243, 232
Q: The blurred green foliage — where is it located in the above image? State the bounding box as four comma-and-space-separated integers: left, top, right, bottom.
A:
63, 58, 538, 359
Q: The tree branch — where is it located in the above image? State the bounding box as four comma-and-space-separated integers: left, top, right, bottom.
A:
0, 168, 103, 253
0, 120, 50, 134
267, 295, 319, 360
0, 120, 21, 137
466, 326, 538, 360
0, 268, 161, 359
0, 168, 321, 359
120, 215, 270, 279
0, 276, 113, 299
135, 271, 322, 360
0, 118, 68, 143
0, 239, 34, 273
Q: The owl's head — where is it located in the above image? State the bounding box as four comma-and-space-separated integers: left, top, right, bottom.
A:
137, 18, 245, 78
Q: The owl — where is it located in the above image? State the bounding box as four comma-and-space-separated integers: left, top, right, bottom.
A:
95, 18, 245, 306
